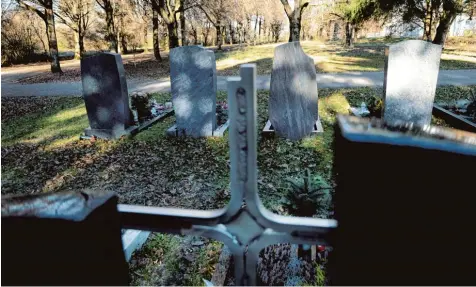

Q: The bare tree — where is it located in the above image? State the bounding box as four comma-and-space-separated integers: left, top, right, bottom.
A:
198, 0, 232, 49
279, 0, 310, 42
270, 19, 283, 42
96, 0, 117, 52
15, 0, 62, 73
150, 0, 195, 49
152, 7, 162, 60
56, 0, 95, 58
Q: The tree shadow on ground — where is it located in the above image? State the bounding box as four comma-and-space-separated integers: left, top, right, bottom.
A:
439, 58, 476, 69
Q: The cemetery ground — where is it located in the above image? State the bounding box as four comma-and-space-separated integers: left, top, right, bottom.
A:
5, 38, 476, 85
2, 85, 475, 285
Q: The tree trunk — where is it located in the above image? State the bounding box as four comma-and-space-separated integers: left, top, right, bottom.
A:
179, 0, 186, 46
79, 33, 85, 57
344, 21, 353, 47
193, 28, 198, 45
229, 23, 235, 45
45, 6, 62, 73
152, 9, 162, 61
104, 0, 118, 53
288, 14, 301, 42
143, 21, 148, 51
258, 17, 261, 43
167, 21, 179, 49
433, 12, 456, 46
423, 3, 433, 41
74, 30, 81, 59
216, 24, 223, 50
121, 34, 128, 53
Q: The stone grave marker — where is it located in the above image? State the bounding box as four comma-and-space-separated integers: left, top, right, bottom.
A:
383, 40, 442, 126
167, 45, 228, 137
267, 41, 322, 140
81, 53, 133, 139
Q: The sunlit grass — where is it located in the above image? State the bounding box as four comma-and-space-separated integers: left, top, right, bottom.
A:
214, 40, 476, 76
1, 98, 88, 149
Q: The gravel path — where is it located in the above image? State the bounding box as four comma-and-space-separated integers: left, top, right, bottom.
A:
2, 69, 476, 97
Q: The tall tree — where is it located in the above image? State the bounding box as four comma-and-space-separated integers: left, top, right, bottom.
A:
151, 0, 195, 49
179, 0, 186, 45
57, 0, 95, 58
371, 0, 476, 45
152, 7, 162, 60
198, 0, 232, 49
279, 0, 310, 42
15, 0, 62, 73
96, 0, 117, 52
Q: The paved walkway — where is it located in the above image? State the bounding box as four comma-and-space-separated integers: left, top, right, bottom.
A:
2, 69, 476, 97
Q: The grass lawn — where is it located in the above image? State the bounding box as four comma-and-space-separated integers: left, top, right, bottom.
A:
2, 85, 475, 285
357, 35, 476, 56
214, 40, 476, 75
17, 39, 476, 85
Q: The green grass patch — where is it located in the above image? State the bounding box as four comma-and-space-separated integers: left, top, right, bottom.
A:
1, 97, 87, 148
214, 41, 476, 76
129, 234, 222, 286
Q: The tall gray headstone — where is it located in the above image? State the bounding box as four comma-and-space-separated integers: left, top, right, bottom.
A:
383, 40, 442, 126
269, 42, 319, 140
170, 45, 217, 137
81, 53, 132, 139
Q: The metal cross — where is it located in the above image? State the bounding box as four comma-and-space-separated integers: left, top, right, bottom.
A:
119, 64, 338, 285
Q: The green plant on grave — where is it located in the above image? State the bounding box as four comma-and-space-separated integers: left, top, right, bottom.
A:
313, 263, 326, 286
281, 169, 332, 218
367, 95, 383, 117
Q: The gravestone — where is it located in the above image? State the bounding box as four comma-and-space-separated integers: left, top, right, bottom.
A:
169, 45, 217, 137
268, 41, 321, 140
383, 40, 442, 126
81, 53, 133, 139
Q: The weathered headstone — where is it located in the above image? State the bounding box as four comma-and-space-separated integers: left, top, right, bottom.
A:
383, 40, 442, 126
81, 53, 133, 139
169, 45, 217, 137
269, 41, 321, 140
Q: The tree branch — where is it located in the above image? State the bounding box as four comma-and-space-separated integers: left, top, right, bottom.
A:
279, 0, 293, 17
16, 0, 46, 20
197, 5, 217, 26
174, 3, 199, 15
330, 12, 344, 19
95, 0, 105, 10
54, 11, 78, 32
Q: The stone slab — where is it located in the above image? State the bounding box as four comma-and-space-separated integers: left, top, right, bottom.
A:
81, 53, 133, 139
383, 40, 442, 126
269, 42, 319, 140
170, 46, 217, 137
